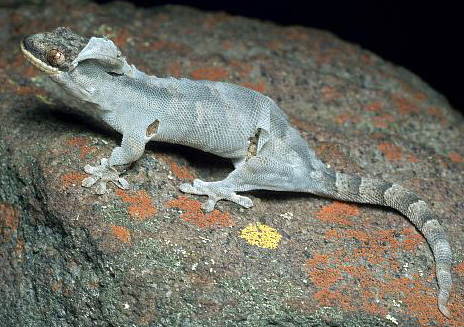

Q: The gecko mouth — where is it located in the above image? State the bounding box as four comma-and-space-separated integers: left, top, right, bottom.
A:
20, 40, 60, 75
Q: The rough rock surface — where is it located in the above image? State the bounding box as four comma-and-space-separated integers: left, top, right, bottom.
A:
1, 1, 463, 326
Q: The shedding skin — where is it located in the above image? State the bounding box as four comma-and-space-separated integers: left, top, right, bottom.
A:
20, 27, 453, 317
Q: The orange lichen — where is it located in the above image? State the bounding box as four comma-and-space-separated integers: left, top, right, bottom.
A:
190, 67, 228, 81
281, 26, 310, 41
170, 162, 195, 181
369, 132, 385, 140
267, 39, 283, 51
365, 101, 382, 112
314, 143, 342, 160
167, 61, 181, 77
386, 277, 464, 326
222, 40, 233, 51
0, 203, 20, 233
400, 227, 424, 251
67, 137, 90, 147
312, 289, 355, 311
230, 60, 253, 78
407, 155, 419, 163
371, 114, 395, 128
111, 225, 131, 243
426, 107, 448, 126
306, 222, 464, 325
78, 146, 97, 159
66, 137, 97, 159
316, 202, 360, 225
377, 143, 403, 161
392, 94, 420, 115
448, 152, 464, 163
322, 86, 342, 101
324, 227, 419, 266
289, 118, 317, 133
51, 281, 63, 293
314, 49, 337, 65
413, 91, 427, 102
116, 189, 157, 220
325, 228, 370, 243
147, 40, 185, 52
241, 80, 267, 93
306, 252, 331, 267
308, 268, 341, 288
0, 203, 20, 245
113, 29, 130, 47
333, 113, 362, 125
203, 12, 231, 30
360, 53, 374, 65
332, 113, 349, 125
166, 196, 234, 229
60, 172, 88, 188
148, 40, 168, 51
455, 261, 464, 276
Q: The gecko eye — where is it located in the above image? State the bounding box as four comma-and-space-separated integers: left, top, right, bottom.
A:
47, 49, 65, 67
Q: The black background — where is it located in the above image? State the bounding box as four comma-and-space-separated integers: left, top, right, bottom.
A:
98, 1, 464, 114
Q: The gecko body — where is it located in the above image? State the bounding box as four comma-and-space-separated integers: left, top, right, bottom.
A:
21, 27, 453, 316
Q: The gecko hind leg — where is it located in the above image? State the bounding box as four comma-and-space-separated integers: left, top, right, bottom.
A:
179, 155, 296, 212
179, 179, 253, 212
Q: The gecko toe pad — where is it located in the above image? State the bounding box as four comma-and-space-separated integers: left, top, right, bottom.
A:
82, 158, 129, 194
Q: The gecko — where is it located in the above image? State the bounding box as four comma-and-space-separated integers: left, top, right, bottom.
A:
20, 27, 453, 317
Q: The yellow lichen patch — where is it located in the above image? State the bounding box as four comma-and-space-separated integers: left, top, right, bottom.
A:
239, 223, 282, 249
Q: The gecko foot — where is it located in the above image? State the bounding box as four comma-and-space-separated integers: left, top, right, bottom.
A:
179, 179, 253, 212
82, 158, 129, 194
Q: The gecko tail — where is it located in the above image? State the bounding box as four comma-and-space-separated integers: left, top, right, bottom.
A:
439, 289, 451, 318
317, 171, 453, 317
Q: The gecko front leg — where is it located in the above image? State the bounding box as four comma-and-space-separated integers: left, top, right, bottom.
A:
82, 158, 129, 194
82, 132, 146, 194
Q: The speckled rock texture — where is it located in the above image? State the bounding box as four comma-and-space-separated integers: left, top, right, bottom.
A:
1, 1, 463, 326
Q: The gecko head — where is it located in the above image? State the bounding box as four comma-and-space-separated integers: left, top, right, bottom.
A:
20, 27, 89, 75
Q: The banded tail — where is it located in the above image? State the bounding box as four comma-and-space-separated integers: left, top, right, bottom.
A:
317, 171, 452, 317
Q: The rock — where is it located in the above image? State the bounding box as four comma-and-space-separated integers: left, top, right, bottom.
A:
1, 1, 463, 326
